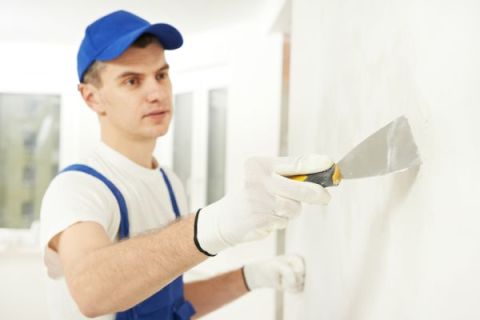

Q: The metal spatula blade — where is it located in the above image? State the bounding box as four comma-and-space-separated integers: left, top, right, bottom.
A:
338, 116, 422, 180
288, 116, 422, 187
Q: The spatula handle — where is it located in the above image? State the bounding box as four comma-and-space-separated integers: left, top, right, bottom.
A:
287, 164, 343, 188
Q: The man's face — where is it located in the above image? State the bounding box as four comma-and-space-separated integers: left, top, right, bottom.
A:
92, 41, 173, 142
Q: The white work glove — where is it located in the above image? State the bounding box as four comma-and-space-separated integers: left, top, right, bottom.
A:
242, 255, 306, 293
194, 155, 333, 256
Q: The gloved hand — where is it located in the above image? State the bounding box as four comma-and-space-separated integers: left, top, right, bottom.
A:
194, 155, 333, 256
242, 255, 306, 293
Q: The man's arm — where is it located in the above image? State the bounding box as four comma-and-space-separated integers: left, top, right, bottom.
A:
50, 155, 330, 318
183, 255, 305, 318
50, 214, 206, 318
184, 269, 248, 319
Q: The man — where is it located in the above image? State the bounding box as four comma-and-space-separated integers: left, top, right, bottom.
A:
40, 10, 334, 319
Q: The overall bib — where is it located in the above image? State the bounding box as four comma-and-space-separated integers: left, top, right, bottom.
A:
61, 164, 196, 320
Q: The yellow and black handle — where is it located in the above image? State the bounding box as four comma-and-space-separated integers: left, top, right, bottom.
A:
287, 164, 343, 188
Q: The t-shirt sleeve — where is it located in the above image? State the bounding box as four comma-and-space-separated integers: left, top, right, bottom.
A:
40, 171, 120, 260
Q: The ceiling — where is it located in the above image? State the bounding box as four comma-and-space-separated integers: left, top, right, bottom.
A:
1, 0, 279, 45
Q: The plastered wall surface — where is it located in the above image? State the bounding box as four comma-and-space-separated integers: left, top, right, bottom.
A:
285, 0, 480, 319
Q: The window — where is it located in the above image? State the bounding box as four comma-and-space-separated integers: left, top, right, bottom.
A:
172, 88, 228, 208
0, 93, 60, 228
172, 93, 194, 204
206, 88, 228, 204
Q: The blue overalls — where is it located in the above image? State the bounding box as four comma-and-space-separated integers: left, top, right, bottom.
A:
61, 164, 196, 320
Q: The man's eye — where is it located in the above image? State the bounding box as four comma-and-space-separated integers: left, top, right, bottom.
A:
156, 72, 168, 80
126, 78, 138, 86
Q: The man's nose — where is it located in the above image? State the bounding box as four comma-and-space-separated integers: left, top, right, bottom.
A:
145, 78, 169, 103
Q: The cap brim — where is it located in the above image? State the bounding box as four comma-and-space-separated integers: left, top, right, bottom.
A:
97, 23, 183, 61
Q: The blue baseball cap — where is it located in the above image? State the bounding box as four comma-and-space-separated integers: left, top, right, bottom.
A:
77, 10, 183, 82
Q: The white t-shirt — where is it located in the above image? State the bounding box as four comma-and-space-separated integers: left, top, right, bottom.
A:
40, 142, 189, 320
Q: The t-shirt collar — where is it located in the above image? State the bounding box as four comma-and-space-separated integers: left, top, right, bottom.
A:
96, 141, 160, 179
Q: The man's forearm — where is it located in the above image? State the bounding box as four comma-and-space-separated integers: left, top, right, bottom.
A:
62, 214, 207, 317
184, 268, 249, 318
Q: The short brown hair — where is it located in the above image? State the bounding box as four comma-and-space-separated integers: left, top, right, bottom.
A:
82, 33, 160, 87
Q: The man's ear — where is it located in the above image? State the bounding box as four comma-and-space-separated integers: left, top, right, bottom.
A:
78, 83, 106, 115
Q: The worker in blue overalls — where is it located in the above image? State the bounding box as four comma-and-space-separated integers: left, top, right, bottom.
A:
40, 10, 334, 320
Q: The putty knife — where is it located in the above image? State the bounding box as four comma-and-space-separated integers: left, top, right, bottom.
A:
288, 116, 422, 187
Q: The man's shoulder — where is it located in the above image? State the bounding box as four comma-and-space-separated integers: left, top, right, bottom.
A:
54, 145, 112, 183
46, 163, 114, 201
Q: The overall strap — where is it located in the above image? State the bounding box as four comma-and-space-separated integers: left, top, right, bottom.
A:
60, 164, 131, 239
160, 168, 181, 218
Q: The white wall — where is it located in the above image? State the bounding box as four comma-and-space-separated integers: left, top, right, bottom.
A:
0, 225, 48, 319
285, 0, 480, 319
0, 250, 49, 319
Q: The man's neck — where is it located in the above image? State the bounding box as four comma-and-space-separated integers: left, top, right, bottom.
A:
101, 133, 157, 169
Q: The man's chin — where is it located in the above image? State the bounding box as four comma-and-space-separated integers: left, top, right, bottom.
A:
149, 126, 170, 138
